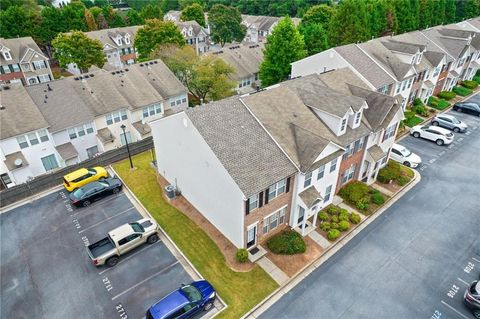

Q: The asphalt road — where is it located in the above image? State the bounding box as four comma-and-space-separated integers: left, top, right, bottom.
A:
261, 101, 480, 319
0, 188, 193, 319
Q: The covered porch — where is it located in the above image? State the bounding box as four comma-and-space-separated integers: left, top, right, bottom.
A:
294, 185, 323, 236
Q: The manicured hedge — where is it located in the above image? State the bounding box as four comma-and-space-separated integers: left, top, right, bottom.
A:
437, 91, 456, 100
327, 229, 341, 241
461, 80, 479, 89
236, 248, 248, 263
267, 230, 306, 255
428, 96, 450, 110
411, 103, 428, 116
377, 161, 402, 183
453, 86, 473, 96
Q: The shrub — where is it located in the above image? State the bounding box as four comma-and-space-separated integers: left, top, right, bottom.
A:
327, 229, 341, 241
453, 86, 473, 96
338, 181, 370, 204
437, 91, 456, 100
326, 205, 339, 215
371, 192, 385, 205
461, 80, 478, 89
331, 215, 339, 223
370, 188, 380, 194
377, 161, 402, 184
404, 110, 415, 120
320, 222, 331, 232
339, 208, 348, 215
397, 175, 409, 186
267, 230, 306, 255
330, 222, 339, 230
349, 212, 361, 224
338, 211, 349, 221
356, 197, 369, 210
413, 97, 423, 106
338, 220, 350, 231
428, 96, 439, 107
473, 75, 480, 85
318, 211, 329, 222
236, 248, 248, 263
411, 103, 428, 116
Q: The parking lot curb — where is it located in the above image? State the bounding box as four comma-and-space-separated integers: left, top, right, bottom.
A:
109, 165, 228, 318
241, 170, 422, 319
0, 184, 64, 214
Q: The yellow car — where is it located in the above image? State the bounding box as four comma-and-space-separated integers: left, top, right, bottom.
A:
63, 167, 109, 192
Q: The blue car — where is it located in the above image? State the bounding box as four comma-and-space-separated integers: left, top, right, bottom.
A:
146, 280, 216, 319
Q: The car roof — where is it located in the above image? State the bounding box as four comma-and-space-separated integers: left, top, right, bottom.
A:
150, 289, 189, 318
109, 223, 135, 240
63, 168, 89, 181
428, 126, 451, 134
436, 114, 455, 120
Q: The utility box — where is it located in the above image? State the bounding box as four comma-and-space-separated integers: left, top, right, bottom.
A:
165, 185, 176, 199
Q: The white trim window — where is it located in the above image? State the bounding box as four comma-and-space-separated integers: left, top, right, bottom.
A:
38, 129, 49, 142
324, 185, 332, 202
268, 179, 286, 201
382, 123, 397, 141
341, 164, 357, 185
340, 118, 347, 131
68, 123, 94, 139
317, 164, 325, 180
32, 60, 46, 70
142, 103, 162, 118
329, 158, 337, 173
38, 74, 51, 83
16, 130, 49, 149
3, 51, 12, 61
106, 110, 128, 125
248, 193, 259, 212
16, 135, 28, 149
263, 206, 286, 234
27, 133, 39, 145
303, 172, 312, 188
354, 111, 361, 125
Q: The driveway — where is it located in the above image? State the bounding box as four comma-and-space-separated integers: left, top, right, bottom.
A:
260, 102, 480, 318
1, 187, 204, 319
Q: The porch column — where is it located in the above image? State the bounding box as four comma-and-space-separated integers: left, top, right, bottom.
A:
312, 210, 318, 227
301, 213, 306, 236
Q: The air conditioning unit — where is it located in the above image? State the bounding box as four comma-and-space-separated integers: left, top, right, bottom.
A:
165, 185, 176, 199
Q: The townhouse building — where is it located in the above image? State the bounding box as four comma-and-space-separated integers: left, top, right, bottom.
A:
0, 37, 53, 86
212, 43, 263, 94
242, 15, 301, 43
150, 67, 402, 249
0, 59, 188, 187
177, 21, 210, 54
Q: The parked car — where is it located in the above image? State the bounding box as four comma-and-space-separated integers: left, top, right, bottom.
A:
63, 167, 109, 192
87, 218, 160, 267
410, 125, 454, 145
453, 102, 480, 116
146, 280, 216, 319
464, 280, 480, 319
431, 114, 468, 133
69, 178, 123, 207
390, 144, 422, 168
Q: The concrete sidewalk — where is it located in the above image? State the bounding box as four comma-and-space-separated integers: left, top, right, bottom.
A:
242, 169, 421, 319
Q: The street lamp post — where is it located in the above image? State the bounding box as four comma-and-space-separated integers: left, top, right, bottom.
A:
120, 124, 133, 169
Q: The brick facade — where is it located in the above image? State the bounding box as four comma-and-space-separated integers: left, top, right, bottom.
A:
335, 143, 367, 193
0, 72, 24, 84
243, 175, 295, 247
434, 70, 449, 95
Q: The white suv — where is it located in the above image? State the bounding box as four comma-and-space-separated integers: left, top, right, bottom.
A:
390, 143, 422, 168
410, 125, 454, 145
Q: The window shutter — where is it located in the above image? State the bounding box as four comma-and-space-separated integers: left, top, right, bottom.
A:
258, 192, 263, 208
264, 189, 269, 205
32, 63, 36, 70
245, 199, 250, 215
286, 177, 291, 193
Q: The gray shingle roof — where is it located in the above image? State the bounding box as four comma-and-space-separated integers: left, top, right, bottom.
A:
335, 44, 395, 89
242, 15, 300, 31
97, 127, 115, 143
0, 37, 46, 65
211, 44, 264, 81
382, 40, 422, 54
26, 80, 95, 133
398, 31, 454, 62
298, 185, 322, 208
367, 145, 386, 162
4, 151, 28, 170
176, 20, 205, 37
186, 97, 297, 198
0, 84, 49, 140
421, 27, 473, 59
56, 142, 78, 160
84, 26, 140, 49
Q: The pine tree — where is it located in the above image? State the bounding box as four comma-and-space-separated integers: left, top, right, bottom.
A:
259, 17, 307, 86
445, 0, 456, 23
328, 0, 370, 46
419, 0, 434, 29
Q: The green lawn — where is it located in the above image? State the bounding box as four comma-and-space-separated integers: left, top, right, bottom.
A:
113, 152, 278, 319
405, 115, 423, 127
453, 86, 473, 97
428, 96, 451, 111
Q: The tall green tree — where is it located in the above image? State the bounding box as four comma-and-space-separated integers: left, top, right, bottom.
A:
299, 23, 329, 55
456, 0, 480, 20
445, 0, 456, 23
301, 4, 335, 26
153, 45, 236, 103
419, 0, 435, 29
84, 9, 98, 31
139, 3, 163, 20
367, 0, 398, 37
61, 1, 88, 32
180, 3, 206, 27
209, 4, 246, 47
134, 19, 185, 61
0, 5, 39, 39
52, 31, 104, 73
431, 0, 446, 26
395, 0, 415, 33
178, 0, 204, 9
409, 0, 420, 30
259, 17, 307, 86
126, 8, 144, 26
328, 0, 370, 46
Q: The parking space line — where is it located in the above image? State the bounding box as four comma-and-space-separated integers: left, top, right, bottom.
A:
473, 257, 480, 262
441, 301, 471, 319
78, 207, 135, 234
457, 278, 470, 286
98, 241, 161, 275
111, 261, 179, 301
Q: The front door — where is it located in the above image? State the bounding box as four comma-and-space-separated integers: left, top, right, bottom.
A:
246, 225, 256, 248
297, 206, 305, 225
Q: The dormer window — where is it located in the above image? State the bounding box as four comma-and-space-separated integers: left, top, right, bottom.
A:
340, 118, 347, 132
188, 27, 193, 37
354, 112, 361, 125
3, 51, 12, 61
115, 36, 122, 46
124, 34, 131, 45
411, 55, 415, 64
416, 53, 422, 64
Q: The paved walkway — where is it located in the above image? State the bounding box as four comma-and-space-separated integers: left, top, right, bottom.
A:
372, 182, 395, 197
256, 257, 289, 285
307, 230, 332, 250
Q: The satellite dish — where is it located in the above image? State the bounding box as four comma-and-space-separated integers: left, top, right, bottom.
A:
14, 158, 23, 167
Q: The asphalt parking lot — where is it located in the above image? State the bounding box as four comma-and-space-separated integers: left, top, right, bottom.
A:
0, 186, 208, 319
260, 97, 480, 319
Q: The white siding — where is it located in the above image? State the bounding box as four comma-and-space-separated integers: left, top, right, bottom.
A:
150, 113, 245, 248
52, 128, 98, 161
291, 49, 349, 78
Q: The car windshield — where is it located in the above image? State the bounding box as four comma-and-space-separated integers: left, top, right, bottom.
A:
180, 285, 202, 302
88, 168, 97, 175
400, 147, 412, 157
72, 188, 85, 198
450, 118, 461, 124
98, 181, 109, 187
129, 222, 145, 233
